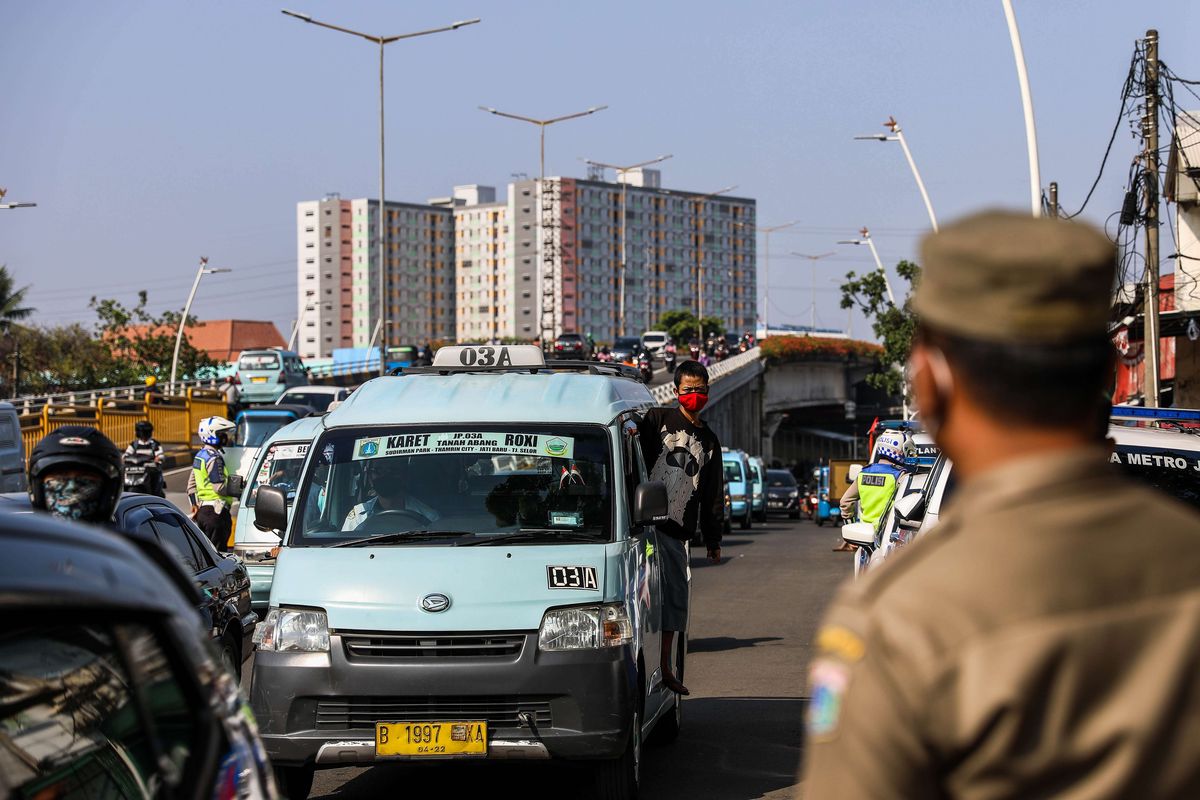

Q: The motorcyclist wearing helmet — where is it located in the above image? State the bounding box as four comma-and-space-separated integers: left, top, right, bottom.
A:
192, 416, 245, 550
144, 375, 162, 405
28, 426, 124, 523
124, 420, 166, 497
834, 430, 916, 552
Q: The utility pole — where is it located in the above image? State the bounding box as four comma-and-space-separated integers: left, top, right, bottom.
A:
1144, 28, 1161, 408
1048, 181, 1059, 217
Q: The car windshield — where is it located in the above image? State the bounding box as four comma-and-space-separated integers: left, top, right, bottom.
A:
239, 353, 280, 370
614, 337, 640, 350
643, 334, 665, 344
236, 415, 295, 448
1113, 445, 1200, 510
723, 460, 743, 481
248, 441, 311, 507
282, 392, 336, 413
291, 425, 613, 546
767, 470, 796, 487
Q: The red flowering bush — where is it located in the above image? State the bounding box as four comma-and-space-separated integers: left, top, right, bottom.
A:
759, 336, 883, 364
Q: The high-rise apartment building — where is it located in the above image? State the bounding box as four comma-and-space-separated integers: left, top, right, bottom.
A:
296, 172, 755, 354
296, 196, 454, 359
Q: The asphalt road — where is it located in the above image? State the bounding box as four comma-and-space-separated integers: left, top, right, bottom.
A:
278, 514, 850, 800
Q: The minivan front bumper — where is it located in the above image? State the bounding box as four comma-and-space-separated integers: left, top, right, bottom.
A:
251, 631, 636, 767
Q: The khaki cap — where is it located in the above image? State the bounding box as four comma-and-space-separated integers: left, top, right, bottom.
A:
913, 210, 1116, 344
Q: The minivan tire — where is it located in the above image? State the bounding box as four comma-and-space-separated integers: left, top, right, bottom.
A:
596, 711, 640, 800
273, 764, 314, 800
739, 513, 751, 530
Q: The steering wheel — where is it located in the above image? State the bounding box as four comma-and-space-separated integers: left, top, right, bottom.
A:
355, 508, 431, 535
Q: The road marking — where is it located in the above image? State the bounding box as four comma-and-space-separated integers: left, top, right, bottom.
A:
165, 466, 191, 477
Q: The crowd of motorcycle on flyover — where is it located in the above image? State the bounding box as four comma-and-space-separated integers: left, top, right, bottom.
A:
582, 330, 757, 382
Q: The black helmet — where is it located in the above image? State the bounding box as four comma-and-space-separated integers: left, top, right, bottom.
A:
135, 420, 154, 439
28, 425, 123, 523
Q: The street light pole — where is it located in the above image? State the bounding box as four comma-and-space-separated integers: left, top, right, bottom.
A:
838, 228, 895, 304
689, 186, 738, 343
582, 155, 672, 336
170, 258, 231, 393
478, 105, 607, 343
735, 219, 800, 336
1001, 0, 1043, 217
283, 10, 481, 377
791, 252, 835, 331
855, 118, 939, 231
0, 188, 36, 210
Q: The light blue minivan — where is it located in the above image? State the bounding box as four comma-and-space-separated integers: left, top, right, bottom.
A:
249, 345, 683, 799
234, 415, 325, 615
236, 348, 309, 404
748, 455, 766, 523
722, 448, 752, 530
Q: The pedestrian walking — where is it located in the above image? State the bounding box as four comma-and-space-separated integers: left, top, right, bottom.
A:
635, 359, 724, 695
220, 375, 239, 415
802, 211, 1200, 798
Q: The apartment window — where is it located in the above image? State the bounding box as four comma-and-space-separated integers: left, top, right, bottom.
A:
305, 258, 315, 265
305, 274, 315, 281
523, 274, 532, 281
305, 243, 314, 249
305, 226, 314, 233
305, 209, 314, 217
306, 337, 315, 343
522, 309, 531, 315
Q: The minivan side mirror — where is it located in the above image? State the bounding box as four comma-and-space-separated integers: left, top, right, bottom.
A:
633, 482, 670, 528
841, 521, 876, 547
847, 464, 863, 483
254, 486, 288, 533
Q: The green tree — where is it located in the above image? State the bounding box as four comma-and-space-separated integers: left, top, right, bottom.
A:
655, 309, 726, 344
0, 265, 33, 328
840, 260, 921, 396
89, 291, 217, 384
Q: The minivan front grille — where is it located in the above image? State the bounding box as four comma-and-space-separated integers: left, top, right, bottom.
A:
341, 631, 527, 661
315, 696, 554, 730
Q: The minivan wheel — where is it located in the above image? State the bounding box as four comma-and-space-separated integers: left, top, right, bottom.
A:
272, 764, 314, 800
596, 711, 640, 800
739, 512, 751, 530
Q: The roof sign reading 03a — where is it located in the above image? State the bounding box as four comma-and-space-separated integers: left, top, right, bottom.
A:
354, 431, 574, 461
432, 345, 546, 369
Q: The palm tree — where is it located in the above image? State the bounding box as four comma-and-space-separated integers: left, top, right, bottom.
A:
0, 265, 33, 325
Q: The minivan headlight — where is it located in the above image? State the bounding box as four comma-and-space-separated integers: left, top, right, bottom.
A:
538, 604, 632, 651
253, 608, 330, 652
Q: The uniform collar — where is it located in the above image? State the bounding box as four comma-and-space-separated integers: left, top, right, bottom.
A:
943, 446, 1109, 518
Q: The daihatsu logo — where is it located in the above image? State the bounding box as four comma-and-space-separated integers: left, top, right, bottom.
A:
421, 593, 450, 613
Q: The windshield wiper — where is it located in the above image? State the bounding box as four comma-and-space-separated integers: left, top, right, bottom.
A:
331, 530, 475, 548
461, 529, 602, 546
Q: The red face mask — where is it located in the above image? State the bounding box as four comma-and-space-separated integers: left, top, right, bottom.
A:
678, 392, 708, 413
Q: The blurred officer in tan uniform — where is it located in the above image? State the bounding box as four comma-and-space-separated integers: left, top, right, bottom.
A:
802, 210, 1200, 799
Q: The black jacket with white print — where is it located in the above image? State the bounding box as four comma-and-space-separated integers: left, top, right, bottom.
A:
637, 406, 724, 548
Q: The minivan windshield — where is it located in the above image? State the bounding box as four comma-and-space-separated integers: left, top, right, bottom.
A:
248, 441, 310, 507
239, 352, 280, 371
723, 459, 743, 482
291, 425, 613, 546
236, 414, 297, 448
281, 391, 339, 413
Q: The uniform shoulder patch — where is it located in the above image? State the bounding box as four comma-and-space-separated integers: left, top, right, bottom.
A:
815, 625, 865, 662
807, 657, 851, 740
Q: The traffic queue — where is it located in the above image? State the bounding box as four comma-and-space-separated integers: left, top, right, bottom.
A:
2, 339, 788, 800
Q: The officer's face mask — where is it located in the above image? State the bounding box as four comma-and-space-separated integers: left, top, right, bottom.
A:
41, 470, 106, 521
907, 345, 954, 441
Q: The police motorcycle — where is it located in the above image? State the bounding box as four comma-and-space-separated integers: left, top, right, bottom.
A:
123, 422, 165, 497
664, 340, 678, 373
841, 427, 938, 578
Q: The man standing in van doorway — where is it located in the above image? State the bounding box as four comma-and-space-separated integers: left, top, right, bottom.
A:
637, 359, 724, 696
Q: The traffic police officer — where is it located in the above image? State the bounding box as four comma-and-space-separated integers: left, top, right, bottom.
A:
803, 211, 1200, 798
192, 415, 244, 550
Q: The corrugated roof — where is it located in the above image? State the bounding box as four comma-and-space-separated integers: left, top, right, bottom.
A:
325, 371, 655, 428
188, 320, 286, 361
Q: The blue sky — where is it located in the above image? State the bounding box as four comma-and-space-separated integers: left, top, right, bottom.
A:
1, 0, 1197, 341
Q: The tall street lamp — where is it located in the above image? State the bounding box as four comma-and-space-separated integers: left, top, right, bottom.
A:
283, 10, 481, 376
734, 218, 800, 336
170, 257, 231, 393
479, 105, 607, 343
791, 252, 835, 331
0, 188, 36, 210
690, 186, 738, 343
855, 117, 939, 232
581, 154, 672, 335
1000, 0, 1043, 216
837, 227, 895, 304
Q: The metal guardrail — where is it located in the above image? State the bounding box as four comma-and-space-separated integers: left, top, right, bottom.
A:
650, 348, 763, 406
6, 377, 221, 414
